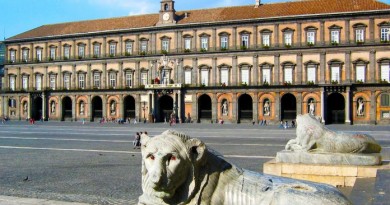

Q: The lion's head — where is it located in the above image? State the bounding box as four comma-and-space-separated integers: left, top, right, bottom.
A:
139, 130, 207, 204
296, 114, 325, 139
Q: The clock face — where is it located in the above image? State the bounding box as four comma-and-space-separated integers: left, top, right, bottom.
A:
163, 13, 170, 21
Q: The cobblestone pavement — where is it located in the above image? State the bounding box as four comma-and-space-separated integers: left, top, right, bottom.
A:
0, 121, 389, 204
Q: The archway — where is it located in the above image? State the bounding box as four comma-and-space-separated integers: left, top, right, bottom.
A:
281, 93, 297, 120
158, 95, 173, 122
327, 93, 345, 124
198, 94, 212, 122
238, 94, 253, 123
124, 96, 136, 120
62, 96, 72, 121
92, 96, 103, 121
32, 97, 42, 120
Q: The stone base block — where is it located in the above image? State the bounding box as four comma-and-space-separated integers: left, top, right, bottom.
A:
276, 151, 382, 166
263, 159, 390, 187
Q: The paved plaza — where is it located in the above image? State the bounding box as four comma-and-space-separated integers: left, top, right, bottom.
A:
0, 121, 389, 204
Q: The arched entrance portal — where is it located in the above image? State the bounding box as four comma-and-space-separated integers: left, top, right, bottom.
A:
92, 96, 103, 121
198, 94, 212, 122
281, 93, 297, 120
238, 94, 253, 123
158, 95, 173, 122
62, 96, 72, 121
124, 96, 136, 120
32, 97, 42, 120
327, 93, 345, 124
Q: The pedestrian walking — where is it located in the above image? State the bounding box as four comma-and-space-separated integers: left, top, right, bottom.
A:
133, 132, 141, 149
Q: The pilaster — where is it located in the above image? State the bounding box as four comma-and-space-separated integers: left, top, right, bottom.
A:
253, 55, 258, 85
345, 87, 351, 124
102, 63, 107, 89
274, 24, 279, 47
369, 18, 375, 43
232, 56, 237, 86
102, 95, 107, 119
72, 95, 76, 121
320, 21, 325, 45
320, 52, 326, 84
274, 54, 280, 85
192, 58, 198, 86
297, 92, 302, 115
212, 57, 217, 86
369, 50, 376, 83
345, 19, 350, 45
296, 53, 303, 84
297, 22, 302, 47
370, 91, 377, 124
253, 92, 259, 123
275, 92, 280, 121
232, 27, 237, 49
232, 93, 238, 123
345, 51, 351, 83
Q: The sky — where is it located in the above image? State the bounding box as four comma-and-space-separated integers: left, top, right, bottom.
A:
0, 0, 389, 40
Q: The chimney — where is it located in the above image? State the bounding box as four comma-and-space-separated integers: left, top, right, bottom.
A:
255, 0, 261, 8
185, 12, 188, 18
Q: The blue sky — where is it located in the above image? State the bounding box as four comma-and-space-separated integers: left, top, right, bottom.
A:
1, 0, 389, 40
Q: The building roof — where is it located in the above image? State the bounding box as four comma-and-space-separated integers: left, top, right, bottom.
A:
8, 0, 390, 41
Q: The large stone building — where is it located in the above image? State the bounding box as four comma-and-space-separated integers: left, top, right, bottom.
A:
0, 42, 4, 90
1, 0, 390, 124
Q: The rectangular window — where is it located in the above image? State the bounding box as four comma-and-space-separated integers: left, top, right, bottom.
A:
221, 69, 228, 85
78, 46, 85, 57
141, 41, 148, 52
125, 73, 133, 87
50, 75, 56, 90
331, 66, 340, 82
381, 64, 390, 82
241, 69, 249, 85
9, 76, 15, 91
263, 68, 271, 84
22, 50, 29, 61
79, 74, 85, 89
381, 94, 389, 106
184, 70, 191, 84
382, 111, 390, 119
356, 65, 365, 82
221, 36, 228, 49
241, 35, 249, 48
141, 72, 148, 85
356, 29, 365, 42
36, 75, 42, 91
50, 48, 56, 60
284, 33, 292, 46
125, 42, 132, 55
22, 76, 28, 90
94, 44, 100, 57
64, 74, 70, 89
201, 38, 208, 50
201, 70, 208, 86
184, 39, 191, 50
10, 50, 16, 62
307, 31, 315, 44
307, 66, 316, 83
109, 73, 116, 88
94, 73, 100, 88
381, 28, 390, 42
36, 49, 42, 61
109, 44, 116, 56
64, 47, 70, 59
284, 67, 293, 83
162, 40, 169, 52
331, 30, 340, 43
262, 34, 270, 47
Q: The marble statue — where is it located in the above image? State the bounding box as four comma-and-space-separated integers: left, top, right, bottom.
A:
357, 98, 364, 116
51, 101, 55, 113
285, 114, 381, 153
80, 102, 85, 115
138, 130, 351, 205
309, 100, 315, 116
111, 101, 116, 115
23, 102, 28, 114
264, 100, 270, 116
221, 100, 228, 116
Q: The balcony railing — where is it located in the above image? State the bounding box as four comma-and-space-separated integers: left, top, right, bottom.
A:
145, 83, 182, 89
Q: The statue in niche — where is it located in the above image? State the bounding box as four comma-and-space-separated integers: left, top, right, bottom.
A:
263, 100, 270, 116
111, 101, 116, 115
309, 99, 315, 116
51, 101, 56, 114
80, 102, 85, 115
221, 100, 228, 116
23, 102, 28, 114
357, 98, 364, 116
138, 130, 351, 205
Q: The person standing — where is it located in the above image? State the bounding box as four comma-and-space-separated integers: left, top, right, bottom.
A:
133, 132, 140, 149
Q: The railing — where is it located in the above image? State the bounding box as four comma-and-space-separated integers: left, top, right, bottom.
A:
145, 83, 182, 89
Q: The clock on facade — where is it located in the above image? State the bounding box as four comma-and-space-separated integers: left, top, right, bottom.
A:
163, 13, 170, 21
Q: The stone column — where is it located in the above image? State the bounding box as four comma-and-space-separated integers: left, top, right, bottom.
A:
212, 28, 217, 51
211, 93, 217, 122
58, 95, 62, 121
135, 34, 139, 54
193, 30, 197, 51
1, 96, 4, 117
119, 61, 123, 89
296, 53, 303, 84
87, 64, 91, 89
119, 35, 123, 56
177, 91, 182, 122
192, 58, 198, 86
369, 18, 375, 43
232, 93, 238, 123
42, 93, 46, 120
297, 22, 302, 47
43, 66, 48, 90
320, 52, 326, 84
192, 93, 198, 122
73, 40, 76, 59
275, 92, 280, 121
103, 37, 107, 57
253, 92, 259, 123
212, 57, 217, 86
87, 95, 92, 121
274, 24, 279, 47
253, 25, 258, 49
30, 43, 33, 62
149, 33, 153, 54
102, 95, 107, 119
4, 96, 8, 117
370, 91, 377, 124
134, 61, 140, 87
88, 38, 91, 57
135, 94, 140, 121
119, 94, 124, 120
30, 67, 34, 89
151, 92, 155, 118
345, 87, 351, 124
274, 54, 280, 85
58, 65, 62, 89
232, 27, 237, 49
297, 92, 302, 115
253, 55, 258, 85
345, 19, 350, 45
72, 65, 76, 89
72, 95, 76, 121
369, 50, 376, 83
232, 56, 237, 86
320, 21, 325, 45
320, 88, 325, 123
102, 63, 107, 89
58, 41, 62, 58
17, 96, 21, 120
177, 59, 183, 84
345, 51, 351, 83
16, 67, 21, 90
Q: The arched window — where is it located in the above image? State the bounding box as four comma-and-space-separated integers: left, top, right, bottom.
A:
164, 4, 169, 11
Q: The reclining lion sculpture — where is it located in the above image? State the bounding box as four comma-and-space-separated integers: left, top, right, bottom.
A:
286, 114, 381, 153
138, 130, 351, 205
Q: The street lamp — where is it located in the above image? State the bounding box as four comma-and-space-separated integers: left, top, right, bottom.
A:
142, 101, 148, 123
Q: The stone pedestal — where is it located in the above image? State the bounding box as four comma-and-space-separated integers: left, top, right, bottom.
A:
264, 159, 390, 187
276, 151, 382, 166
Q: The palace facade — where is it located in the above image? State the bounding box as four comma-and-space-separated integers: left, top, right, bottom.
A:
1, 0, 390, 124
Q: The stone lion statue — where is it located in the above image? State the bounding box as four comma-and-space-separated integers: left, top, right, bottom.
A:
138, 130, 351, 205
286, 114, 381, 153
